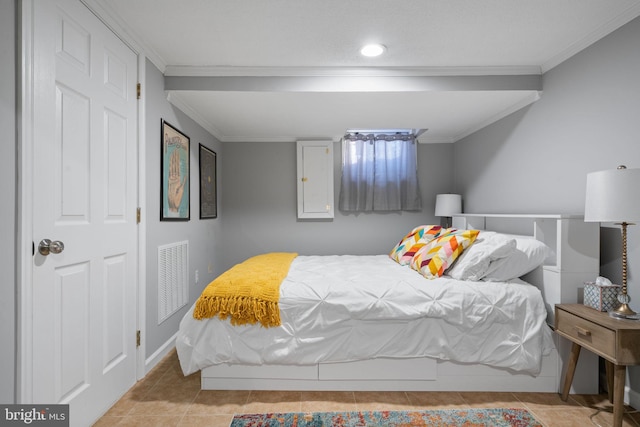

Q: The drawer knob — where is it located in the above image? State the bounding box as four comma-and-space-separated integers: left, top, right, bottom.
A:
574, 326, 592, 337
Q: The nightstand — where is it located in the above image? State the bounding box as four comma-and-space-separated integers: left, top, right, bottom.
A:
555, 304, 640, 427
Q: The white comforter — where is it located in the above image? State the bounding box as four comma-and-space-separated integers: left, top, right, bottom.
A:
176, 255, 555, 376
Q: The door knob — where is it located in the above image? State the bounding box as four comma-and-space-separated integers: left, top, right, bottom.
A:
38, 239, 65, 256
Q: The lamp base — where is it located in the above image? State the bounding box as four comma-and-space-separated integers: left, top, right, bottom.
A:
609, 303, 637, 319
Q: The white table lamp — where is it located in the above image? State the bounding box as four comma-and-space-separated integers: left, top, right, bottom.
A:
435, 194, 462, 228
585, 165, 640, 318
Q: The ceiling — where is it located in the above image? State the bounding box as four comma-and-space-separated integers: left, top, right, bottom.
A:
88, 0, 640, 143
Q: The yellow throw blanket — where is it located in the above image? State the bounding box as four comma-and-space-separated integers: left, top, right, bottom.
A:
193, 252, 298, 327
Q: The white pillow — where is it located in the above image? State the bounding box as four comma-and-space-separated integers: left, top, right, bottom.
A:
447, 231, 517, 281
482, 237, 552, 282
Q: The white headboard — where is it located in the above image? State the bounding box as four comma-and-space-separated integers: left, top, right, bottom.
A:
452, 213, 600, 324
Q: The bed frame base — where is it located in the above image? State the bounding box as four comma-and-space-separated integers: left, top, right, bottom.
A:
201, 376, 559, 392
201, 338, 597, 393
201, 335, 598, 393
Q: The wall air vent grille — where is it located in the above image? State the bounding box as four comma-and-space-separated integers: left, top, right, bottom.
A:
157, 240, 189, 324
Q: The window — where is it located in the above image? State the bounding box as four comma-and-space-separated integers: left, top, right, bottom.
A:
338, 131, 422, 212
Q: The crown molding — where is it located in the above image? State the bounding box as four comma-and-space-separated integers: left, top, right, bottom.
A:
165, 92, 223, 140
452, 91, 542, 142
541, 2, 640, 73
220, 135, 331, 143
81, 0, 167, 72
417, 136, 455, 144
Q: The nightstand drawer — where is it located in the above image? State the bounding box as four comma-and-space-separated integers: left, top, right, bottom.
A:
556, 308, 615, 359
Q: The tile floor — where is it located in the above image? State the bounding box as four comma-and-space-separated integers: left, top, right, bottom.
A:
94, 350, 640, 427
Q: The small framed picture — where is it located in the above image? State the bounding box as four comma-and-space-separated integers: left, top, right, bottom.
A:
199, 144, 217, 219
161, 120, 190, 221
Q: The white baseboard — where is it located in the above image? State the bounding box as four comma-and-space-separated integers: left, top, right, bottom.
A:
627, 384, 640, 409
144, 332, 178, 375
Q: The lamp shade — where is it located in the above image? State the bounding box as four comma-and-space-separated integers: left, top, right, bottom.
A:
435, 194, 462, 217
585, 166, 640, 222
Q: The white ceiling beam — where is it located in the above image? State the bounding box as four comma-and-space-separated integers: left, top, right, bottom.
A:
164, 74, 542, 93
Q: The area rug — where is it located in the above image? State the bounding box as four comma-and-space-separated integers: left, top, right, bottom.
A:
230, 408, 542, 426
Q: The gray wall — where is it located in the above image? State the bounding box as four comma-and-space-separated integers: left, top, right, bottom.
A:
1, 0, 16, 404
220, 141, 454, 271
144, 60, 224, 359
454, 16, 640, 396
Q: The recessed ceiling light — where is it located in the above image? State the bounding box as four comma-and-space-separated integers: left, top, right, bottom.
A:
360, 44, 386, 57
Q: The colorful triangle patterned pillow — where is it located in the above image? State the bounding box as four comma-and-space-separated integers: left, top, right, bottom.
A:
389, 225, 443, 265
411, 229, 480, 279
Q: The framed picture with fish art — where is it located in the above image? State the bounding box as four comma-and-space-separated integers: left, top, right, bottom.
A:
161, 119, 190, 221
199, 144, 217, 219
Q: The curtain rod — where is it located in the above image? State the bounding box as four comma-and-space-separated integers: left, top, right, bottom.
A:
343, 132, 415, 142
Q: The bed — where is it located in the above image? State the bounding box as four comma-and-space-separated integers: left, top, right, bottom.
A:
176, 214, 600, 393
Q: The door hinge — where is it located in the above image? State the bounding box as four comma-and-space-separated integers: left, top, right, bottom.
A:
136, 83, 141, 99
136, 330, 141, 348
136, 207, 141, 224
326, 148, 329, 154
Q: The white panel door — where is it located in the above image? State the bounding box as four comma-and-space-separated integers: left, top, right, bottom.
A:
296, 140, 334, 219
30, 0, 138, 425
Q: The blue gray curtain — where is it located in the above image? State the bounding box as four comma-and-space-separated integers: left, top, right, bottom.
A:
338, 134, 422, 212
